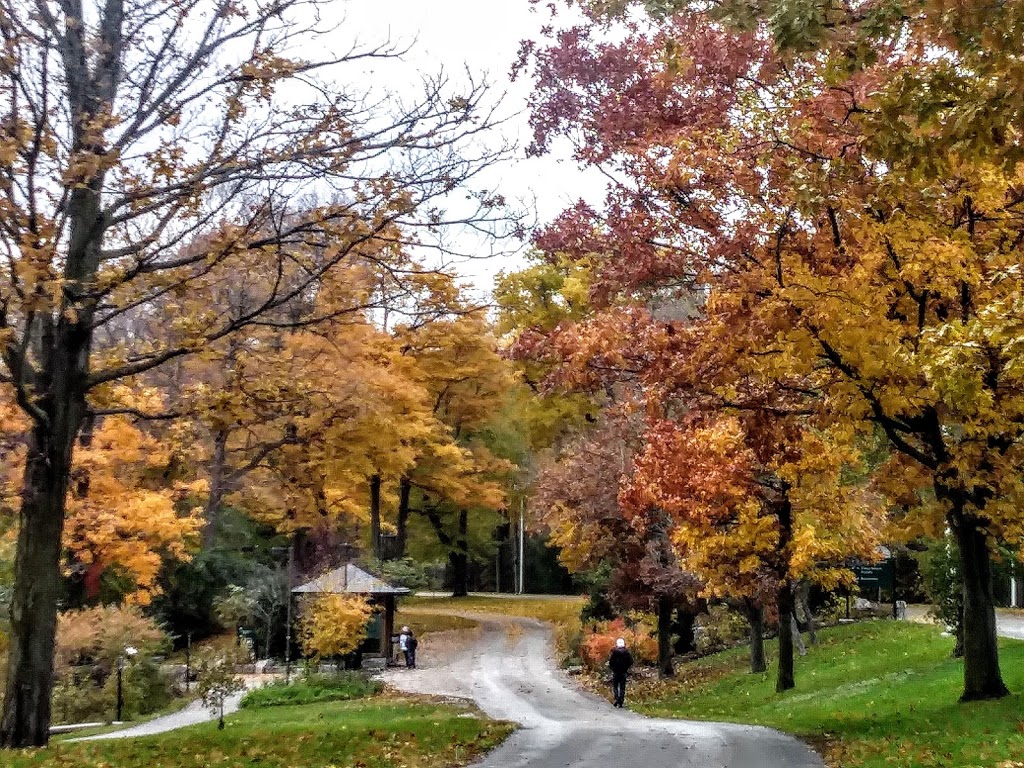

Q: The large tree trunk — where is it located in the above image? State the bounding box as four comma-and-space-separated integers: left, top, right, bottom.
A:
2, 163, 96, 744
449, 509, 469, 597
395, 477, 411, 559
951, 505, 1008, 701
656, 595, 674, 678
1, 412, 83, 746
744, 602, 767, 674
201, 428, 229, 549
775, 493, 795, 693
369, 474, 381, 560
673, 607, 697, 656
776, 581, 796, 691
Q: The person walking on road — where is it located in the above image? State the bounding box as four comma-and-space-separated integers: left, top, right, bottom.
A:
397, 626, 418, 668
608, 637, 633, 708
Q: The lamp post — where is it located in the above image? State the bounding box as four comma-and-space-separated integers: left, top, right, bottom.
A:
184, 631, 192, 693
284, 541, 295, 683
116, 646, 138, 722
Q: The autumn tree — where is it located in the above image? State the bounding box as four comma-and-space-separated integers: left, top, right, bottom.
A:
0, 391, 201, 605
535, 409, 699, 676
522, 1, 1024, 702
298, 593, 373, 663
0, 0, 510, 744
393, 310, 514, 596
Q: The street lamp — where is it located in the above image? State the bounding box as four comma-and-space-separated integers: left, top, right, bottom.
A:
116, 646, 138, 723
271, 541, 296, 683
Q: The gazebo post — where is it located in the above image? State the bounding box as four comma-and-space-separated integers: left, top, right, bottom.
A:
383, 594, 396, 665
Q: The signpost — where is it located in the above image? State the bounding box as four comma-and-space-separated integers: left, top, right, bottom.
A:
853, 561, 894, 590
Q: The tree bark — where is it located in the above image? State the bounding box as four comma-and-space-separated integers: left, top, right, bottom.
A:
449, 509, 469, 597
791, 614, 807, 657
395, 477, 411, 559
673, 607, 696, 656
369, 474, 381, 560
950, 504, 1009, 700
796, 579, 817, 645
201, 428, 229, 549
1, 414, 84, 746
744, 602, 767, 674
775, 493, 795, 692
656, 595, 674, 678
776, 581, 796, 691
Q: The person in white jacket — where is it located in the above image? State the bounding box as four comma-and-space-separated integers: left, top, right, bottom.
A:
397, 626, 417, 668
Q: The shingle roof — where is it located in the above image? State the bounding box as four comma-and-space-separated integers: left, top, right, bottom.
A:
292, 563, 411, 596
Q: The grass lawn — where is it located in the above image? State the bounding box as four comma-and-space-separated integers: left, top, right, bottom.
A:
394, 608, 479, 635
404, 594, 584, 625
632, 620, 1024, 768
8, 695, 513, 768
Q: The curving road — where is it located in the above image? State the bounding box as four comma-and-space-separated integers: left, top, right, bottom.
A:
384, 614, 823, 768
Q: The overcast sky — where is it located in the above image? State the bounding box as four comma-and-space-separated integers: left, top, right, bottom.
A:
337, 0, 602, 294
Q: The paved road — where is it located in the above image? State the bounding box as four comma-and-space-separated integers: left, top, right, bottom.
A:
70, 687, 250, 741
384, 614, 823, 768
906, 603, 1024, 640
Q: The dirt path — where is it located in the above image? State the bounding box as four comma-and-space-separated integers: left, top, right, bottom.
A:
383, 613, 823, 768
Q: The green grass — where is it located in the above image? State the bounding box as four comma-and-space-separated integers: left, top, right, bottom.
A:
632, 620, 1024, 768
8, 696, 514, 768
240, 672, 381, 709
404, 594, 584, 626
394, 609, 479, 635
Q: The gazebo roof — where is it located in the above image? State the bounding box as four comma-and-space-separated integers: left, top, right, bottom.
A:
292, 563, 410, 596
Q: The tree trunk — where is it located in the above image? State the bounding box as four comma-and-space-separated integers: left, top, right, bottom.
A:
953, 602, 965, 659
369, 474, 381, 560
775, 493, 795, 692
395, 477, 411, 559
673, 607, 696, 655
1, 420, 81, 746
796, 579, 817, 645
450, 509, 469, 597
656, 595, 674, 678
791, 614, 807, 657
776, 581, 796, 691
951, 505, 1009, 700
201, 428, 229, 549
744, 603, 767, 674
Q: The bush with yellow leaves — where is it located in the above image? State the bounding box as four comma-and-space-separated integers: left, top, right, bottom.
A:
298, 593, 373, 661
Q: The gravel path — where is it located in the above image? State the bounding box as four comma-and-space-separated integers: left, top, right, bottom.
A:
70, 683, 255, 741
383, 613, 823, 768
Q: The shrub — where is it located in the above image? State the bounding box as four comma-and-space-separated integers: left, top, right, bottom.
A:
240, 672, 381, 709
694, 604, 749, 656
56, 605, 169, 675
48, 605, 175, 724
578, 618, 657, 670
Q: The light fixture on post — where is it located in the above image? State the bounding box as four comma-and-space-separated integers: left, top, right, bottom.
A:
116, 646, 139, 722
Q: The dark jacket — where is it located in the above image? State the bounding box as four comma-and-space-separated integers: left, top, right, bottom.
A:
609, 647, 634, 677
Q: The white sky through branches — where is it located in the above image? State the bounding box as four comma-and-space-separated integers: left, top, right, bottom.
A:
339, 0, 603, 295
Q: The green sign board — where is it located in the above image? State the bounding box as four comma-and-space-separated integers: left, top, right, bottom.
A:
853, 560, 893, 590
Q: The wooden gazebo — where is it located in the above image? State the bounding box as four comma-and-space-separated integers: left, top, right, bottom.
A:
292, 564, 410, 658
